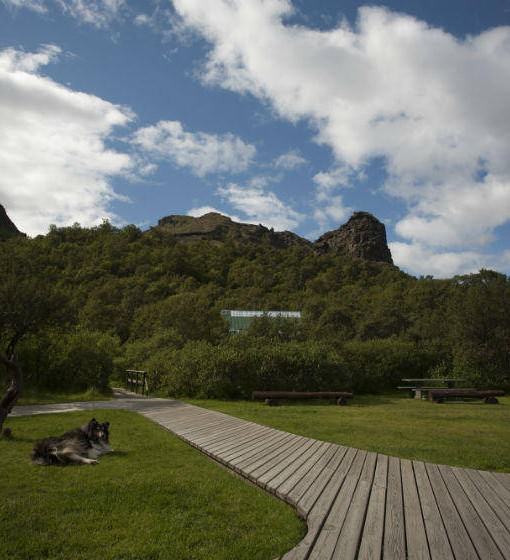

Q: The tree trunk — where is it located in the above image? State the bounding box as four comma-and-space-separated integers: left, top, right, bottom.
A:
0, 354, 22, 435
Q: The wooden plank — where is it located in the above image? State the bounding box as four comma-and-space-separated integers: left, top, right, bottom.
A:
246, 437, 310, 481
478, 471, 510, 507
383, 456, 406, 560
437, 464, 504, 559
284, 448, 356, 560
274, 442, 332, 500
258, 438, 319, 488
452, 467, 510, 556
401, 460, 431, 560
285, 443, 339, 506
424, 463, 478, 560
308, 450, 368, 560
211, 426, 283, 457
240, 435, 306, 478
332, 452, 377, 559
493, 473, 510, 493
196, 423, 268, 450
223, 431, 292, 464
412, 461, 452, 560
297, 446, 353, 518
466, 469, 510, 530
357, 453, 388, 560
268, 441, 328, 495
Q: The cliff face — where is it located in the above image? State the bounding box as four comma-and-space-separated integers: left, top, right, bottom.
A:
155, 212, 312, 249
314, 211, 393, 264
0, 204, 24, 240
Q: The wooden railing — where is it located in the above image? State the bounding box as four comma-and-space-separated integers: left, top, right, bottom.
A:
125, 370, 149, 397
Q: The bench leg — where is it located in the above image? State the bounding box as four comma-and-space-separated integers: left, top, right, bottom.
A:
336, 397, 348, 406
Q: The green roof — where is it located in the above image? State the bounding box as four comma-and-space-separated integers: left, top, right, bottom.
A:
221, 310, 301, 333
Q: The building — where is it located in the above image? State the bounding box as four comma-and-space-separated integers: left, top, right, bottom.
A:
221, 310, 302, 333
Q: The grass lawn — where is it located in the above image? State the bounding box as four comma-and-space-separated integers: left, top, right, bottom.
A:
17, 388, 113, 406
0, 410, 304, 560
188, 394, 510, 473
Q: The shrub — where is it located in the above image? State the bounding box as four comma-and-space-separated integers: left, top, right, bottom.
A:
18, 330, 120, 390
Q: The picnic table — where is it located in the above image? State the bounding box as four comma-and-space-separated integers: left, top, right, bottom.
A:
399, 378, 466, 400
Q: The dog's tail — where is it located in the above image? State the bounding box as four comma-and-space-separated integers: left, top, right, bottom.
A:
31, 441, 62, 466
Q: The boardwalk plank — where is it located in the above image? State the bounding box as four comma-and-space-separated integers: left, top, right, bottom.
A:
424, 463, 478, 560
412, 461, 452, 560
332, 452, 377, 560
308, 450, 368, 560
401, 460, 431, 560
268, 440, 327, 495
383, 456, 406, 560
466, 469, 510, 530
357, 453, 388, 560
438, 464, 504, 560
274, 442, 332, 500
296, 446, 351, 517
452, 467, 510, 557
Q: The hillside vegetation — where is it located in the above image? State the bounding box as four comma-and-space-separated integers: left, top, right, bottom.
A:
1, 219, 509, 397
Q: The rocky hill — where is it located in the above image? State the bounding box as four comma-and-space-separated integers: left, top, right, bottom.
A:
0, 204, 24, 240
153, 210, 393, 264
154, 212, 312, 250
315, 211, 393, 264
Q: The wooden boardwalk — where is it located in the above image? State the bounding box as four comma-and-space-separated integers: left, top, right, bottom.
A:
13, 397, 510, 559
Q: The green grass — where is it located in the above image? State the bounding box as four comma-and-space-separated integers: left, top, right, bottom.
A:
17, 388, 113, 406
188, 394, 510, 473
0, 410, 304, 560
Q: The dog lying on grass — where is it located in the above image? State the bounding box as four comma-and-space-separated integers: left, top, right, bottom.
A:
31, 418, 113, 466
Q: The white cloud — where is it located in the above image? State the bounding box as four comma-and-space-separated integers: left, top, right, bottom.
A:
0, 45, 134, 235
171, 0, 510, 275
187, 205, 242, 222
273, 149, 307, 170
390, 242, 510, 278
56, 0, 126, 27
217, 178, 303, 231
1, 0, 47, 13
132, 120, 256, 177
2, 1, 126, 27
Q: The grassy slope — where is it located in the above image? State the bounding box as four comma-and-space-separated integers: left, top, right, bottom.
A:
0, 410, 303, 560
189, 394, 510, 472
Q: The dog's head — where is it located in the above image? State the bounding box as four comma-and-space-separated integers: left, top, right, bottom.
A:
83, 418, 110, 444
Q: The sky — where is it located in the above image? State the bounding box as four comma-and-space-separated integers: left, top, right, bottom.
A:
1, 0, 510, 278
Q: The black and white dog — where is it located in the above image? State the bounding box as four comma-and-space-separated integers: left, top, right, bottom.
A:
31, 418, 113, 466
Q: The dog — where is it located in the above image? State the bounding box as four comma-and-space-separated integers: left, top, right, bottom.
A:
31, 418, 113, 466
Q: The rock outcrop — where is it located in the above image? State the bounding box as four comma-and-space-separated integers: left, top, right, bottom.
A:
314, 211, 393, 264
0, 204, 24, 240
154, 212, 312, 249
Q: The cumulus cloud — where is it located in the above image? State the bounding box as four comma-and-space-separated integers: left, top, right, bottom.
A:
390, 242, 510, 278
217, 177, 303, 231
132, 120, 256, 177
0, 45, 134, 235
187, 205, 242, 222
171, 0, 510, 274
273, 149, 307, 170
2, 0, 126, 27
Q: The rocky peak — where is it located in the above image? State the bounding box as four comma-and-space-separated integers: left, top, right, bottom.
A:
314, 211, 393, 264
154, 212, 311, 249
0, 204, 24, 240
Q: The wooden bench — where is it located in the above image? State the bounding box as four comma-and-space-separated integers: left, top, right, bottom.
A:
428, 388, 505, 404
252, 391, 353, 406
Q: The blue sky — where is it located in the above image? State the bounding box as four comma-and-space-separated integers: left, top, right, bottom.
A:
1, 0, 510, 277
